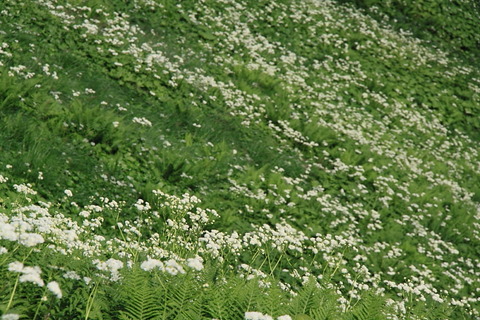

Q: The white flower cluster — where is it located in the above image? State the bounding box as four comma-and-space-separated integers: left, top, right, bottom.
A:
47, 281, 63, 299
140, 256, 204, 274
13, 183, 37, 195
8, 261, 44, 287
245, 312, 292, 320
186, 256, 204, 271
93, 258, 124, 281
0, 217, 44, 247
140, 258, 165, 272
139, 257, 188, 275
132, 117, 152, 126
0, 0, 477, 316
134, 199, 151, 211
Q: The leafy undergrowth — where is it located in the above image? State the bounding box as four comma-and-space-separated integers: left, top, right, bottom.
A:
0, 0, 479, 319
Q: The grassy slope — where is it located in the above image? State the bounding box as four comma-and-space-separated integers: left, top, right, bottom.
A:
0, 0, 479, 319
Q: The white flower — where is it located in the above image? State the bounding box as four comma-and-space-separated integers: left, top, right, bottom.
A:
18, 232, 44, 247
244, 312, 273, 320
0, 223, 18, 241
245, 312, 265, 320
63, 271, 81, 280
20, 271, 44, 287
105, 258, 123, 272
2, 313, 20, 320
277, 316, 292, 320
47, 281, 62, 299
0, 246, 7, 254
13, 183, 37, 195
0, 175, 8, 183
164, 259, 185, 275
64, 189, 73, 197
134, 199, 151, 211
186, 256, 204, 271
8, 261, 24, 273
79, 210, 90, 218
140, 258, 164, 272
132, 117, 152, 127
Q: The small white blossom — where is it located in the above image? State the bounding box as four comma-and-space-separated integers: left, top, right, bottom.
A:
8, 261, 24, 273
2, 314, 20, 320
47, 281, 62, 299
0, 223, 18, 241
187, 256, 204, 271
164, 259, 185, 275
18, 232, 44, 247
245, 312, 273, 320
19, 266, 44, 287
140, 258, 164, 271
132, 117, 152, 127
13, 183, 37, 195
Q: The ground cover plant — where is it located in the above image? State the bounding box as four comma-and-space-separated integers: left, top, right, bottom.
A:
0, 0, 479, 319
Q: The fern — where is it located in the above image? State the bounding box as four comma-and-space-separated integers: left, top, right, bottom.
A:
256, 282, 286, 318
289, 279, 321, 316
348, 292, 387, 320
165, 275, 203, 320
117, 270, 161, 320
308, 291, 342, 320
237, 278, 264, 315
203, 282, 231, 320
203, 277, 254, 320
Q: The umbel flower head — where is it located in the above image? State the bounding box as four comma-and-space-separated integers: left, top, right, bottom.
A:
47, 281, 62, 299
8, 261, 44, 287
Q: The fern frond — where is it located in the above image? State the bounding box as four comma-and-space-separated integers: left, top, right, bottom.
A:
256, 282, 287, 318
165, 275, 203, 320
203, 282, 230, 320
289, 279, 320, 316
349, 292, 386, 320
203, 277, 264, 320
117, 269, 161, 320
308, 291, 342, 320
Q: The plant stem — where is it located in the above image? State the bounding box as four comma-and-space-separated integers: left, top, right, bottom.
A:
0, 244, 20, 265
5, 274, 20, 313
33, 294, 46, 320
5, 247, 35, 313
84, 282, 99, 320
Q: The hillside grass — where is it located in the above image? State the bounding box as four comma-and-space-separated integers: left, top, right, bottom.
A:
0, 0, 479, 319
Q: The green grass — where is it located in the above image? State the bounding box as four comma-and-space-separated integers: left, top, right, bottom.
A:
0, 0, 479, 319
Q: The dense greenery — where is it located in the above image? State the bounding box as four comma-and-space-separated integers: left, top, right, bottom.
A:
0, 0, 479, 319
339, 0, 480, 57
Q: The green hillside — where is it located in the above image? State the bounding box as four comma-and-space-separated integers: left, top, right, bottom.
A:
0, 0, 479, 319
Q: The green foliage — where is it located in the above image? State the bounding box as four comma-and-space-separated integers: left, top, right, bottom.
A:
0, 0, 479, 319
347, 292, 387, 320
117, 270, 162, 320
339, 0, 480, 56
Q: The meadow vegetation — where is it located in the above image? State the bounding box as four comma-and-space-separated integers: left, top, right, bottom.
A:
0, 0, 479, 319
